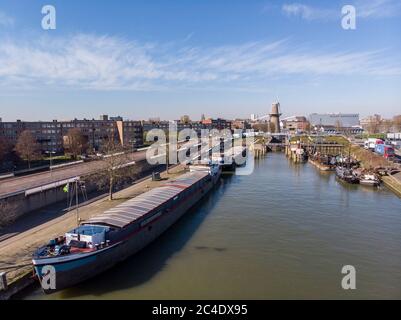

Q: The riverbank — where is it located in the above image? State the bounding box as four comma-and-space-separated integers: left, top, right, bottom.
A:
308, 136, 401, 198
0, 165, 186, 300
349, 142, 401, 198
382, 174, 401, 198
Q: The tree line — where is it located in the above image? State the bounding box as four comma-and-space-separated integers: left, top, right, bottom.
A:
0, 128, 96, 169
365, 115, 401, 134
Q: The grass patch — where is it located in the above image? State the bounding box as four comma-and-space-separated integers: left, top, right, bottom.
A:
324, 136, 350, 146
43, 155, 72, 161
355, 133, 386, 140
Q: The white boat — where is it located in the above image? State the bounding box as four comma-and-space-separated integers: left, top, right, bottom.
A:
359, 174, 380, 187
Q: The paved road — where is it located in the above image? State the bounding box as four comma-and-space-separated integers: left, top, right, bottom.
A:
0, 141, 196, 198
0, 150, 148, 197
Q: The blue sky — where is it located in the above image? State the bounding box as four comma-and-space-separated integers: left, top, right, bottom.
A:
0, 0, 400, 121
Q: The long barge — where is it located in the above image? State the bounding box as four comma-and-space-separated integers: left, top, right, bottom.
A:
32, 163, 221, 293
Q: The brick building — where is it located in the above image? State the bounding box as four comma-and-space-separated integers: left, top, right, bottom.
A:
0, 115, 143, 155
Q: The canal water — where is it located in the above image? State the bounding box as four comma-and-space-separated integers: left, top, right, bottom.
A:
25, 153, 401, 299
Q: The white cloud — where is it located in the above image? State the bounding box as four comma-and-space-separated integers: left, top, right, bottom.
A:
282, 3, 337, 21
356, 0, 401, 18
0, 34, 399, 92
0, 11, 14, 27
282, 0, 401, 21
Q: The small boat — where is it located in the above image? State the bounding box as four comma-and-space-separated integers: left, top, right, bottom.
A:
335, 166, 359, 184
359, 174, 380, 187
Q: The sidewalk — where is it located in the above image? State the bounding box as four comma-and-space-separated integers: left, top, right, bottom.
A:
0, 165, 186, 292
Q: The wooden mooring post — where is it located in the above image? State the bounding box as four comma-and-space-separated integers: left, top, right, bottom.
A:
0, 272, 7, 291
253, 143, 267, 158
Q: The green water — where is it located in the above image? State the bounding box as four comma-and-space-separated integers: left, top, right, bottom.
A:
25, 153, 401, 299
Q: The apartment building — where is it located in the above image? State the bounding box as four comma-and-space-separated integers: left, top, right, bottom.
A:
201, 118, 232, 131
231, 119, 251, 130
282, 116, 309, 133
0, 116, 143, 154
309, 113, 359, 127
116, 120, 143, 150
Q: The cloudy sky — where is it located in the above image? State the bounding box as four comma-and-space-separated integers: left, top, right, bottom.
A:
0, 0, 400, 121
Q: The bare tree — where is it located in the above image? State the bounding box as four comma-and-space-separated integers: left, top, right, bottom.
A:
393, 115, 401, 132
335, 120, 343, 133
252, 123, 269, 132
382, 119, 393, 133
14, 130, 41, 169
90, 135, 139, 201
367, 119, 380, 134
64, 128, 88, 159
305, 121, 311, 133
0, 136, 9, 162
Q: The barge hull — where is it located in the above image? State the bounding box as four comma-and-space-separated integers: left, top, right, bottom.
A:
34, 172, 219, 293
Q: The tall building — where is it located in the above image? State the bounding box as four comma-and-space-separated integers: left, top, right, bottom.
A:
269, 102, 281, 133
309, 113, 359, 127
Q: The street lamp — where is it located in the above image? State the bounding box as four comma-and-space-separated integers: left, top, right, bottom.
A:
45, 150, 56, 177
166, 120, 177, 174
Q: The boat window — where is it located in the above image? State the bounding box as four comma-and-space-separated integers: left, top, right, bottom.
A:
69, 240, 87, 248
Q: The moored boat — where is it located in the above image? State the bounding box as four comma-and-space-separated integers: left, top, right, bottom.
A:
359, 174, 380, 187
335, 166, 359, 184
32, 163, 221, 293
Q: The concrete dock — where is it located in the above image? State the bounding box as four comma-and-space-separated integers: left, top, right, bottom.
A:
382, 173, 401, 198
0, 165, 187, 299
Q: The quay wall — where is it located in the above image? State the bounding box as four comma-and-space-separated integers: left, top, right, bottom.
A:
382, 176, 401, 199
0, 271, 34, 300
